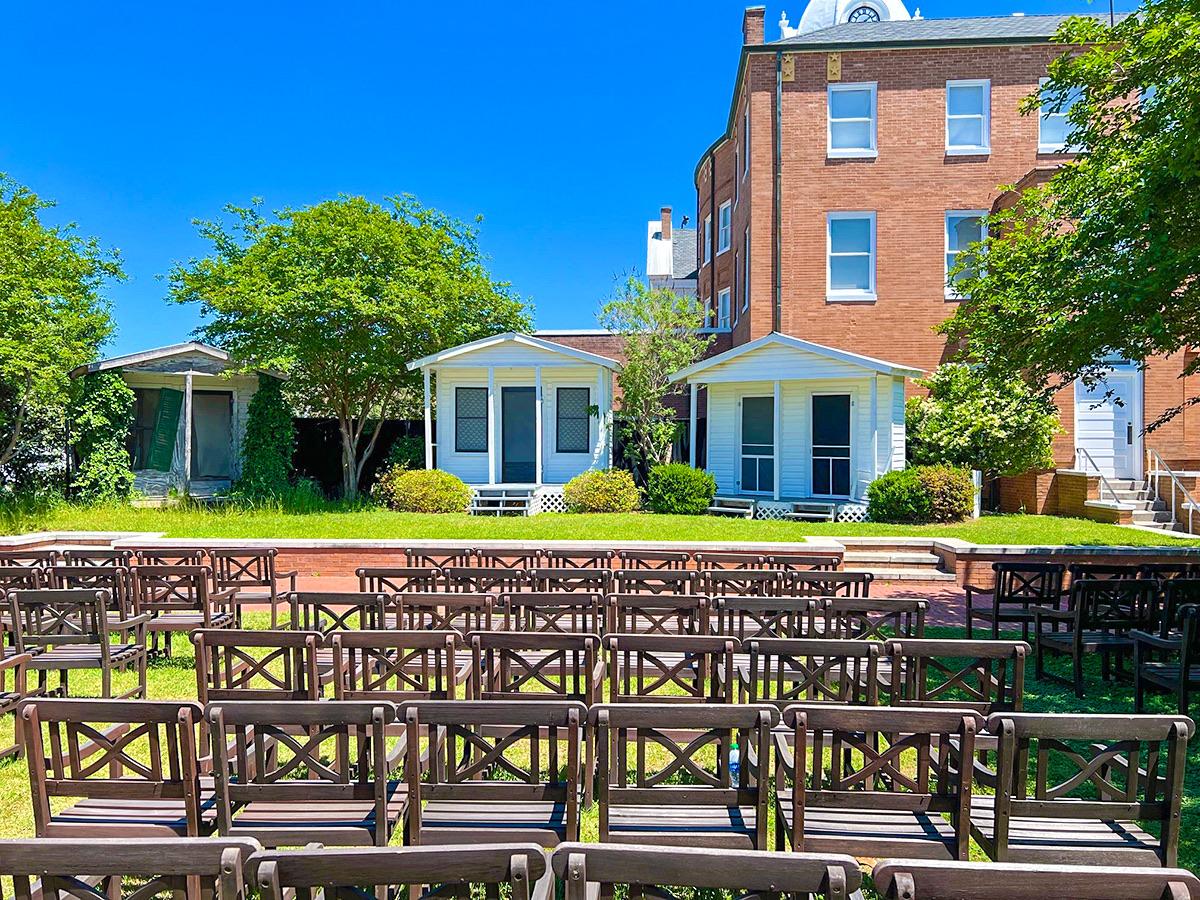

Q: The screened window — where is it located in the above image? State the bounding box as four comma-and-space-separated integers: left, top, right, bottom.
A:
945, 211, 987, 298
1039, 78, 1082, 153
733, 252, 740, 324
703, 215, 712, 264
827, 212, 876, 301
556, 387, 590, 453
718, 288, 731, 329
828, 83, 877, 157
455, 387, 488, 453
946, 80, 990, 154
718, 202, 732, 253
742, 227, 750, 311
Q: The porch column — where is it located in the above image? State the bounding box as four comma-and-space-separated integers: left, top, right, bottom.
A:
688, 382, 698, 468
870, 376, 879, 484
772, 380, 781, 501
422, 367, 433, 470
534, 366, 543, 485
596, 368, 607, 466
182, 372, 194, 497
487, 367, 496, 485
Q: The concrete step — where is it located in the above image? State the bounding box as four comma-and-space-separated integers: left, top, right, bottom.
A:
846, 567, 958, 582
843, 551, 942, 569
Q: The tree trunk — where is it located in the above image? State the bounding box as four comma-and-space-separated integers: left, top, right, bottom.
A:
339, 419, 358, 500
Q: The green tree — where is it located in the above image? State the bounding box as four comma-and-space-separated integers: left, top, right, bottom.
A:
169, 195, 530, 499
0, 176, 121, 470
236, 375, 295, 498
599, 278, 712, 480
942, 0, 1200, 428
69, 372, 135, 503
907, 364, 1060, 477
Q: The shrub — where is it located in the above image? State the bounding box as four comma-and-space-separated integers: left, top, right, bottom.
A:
644, 463, 716, 515
385, 434, 425, 470
867, 465, 974, 524
374, 467, 471, 513
563, 468, 640, 513
69, 372, 135, 504
236, 375, 295, 499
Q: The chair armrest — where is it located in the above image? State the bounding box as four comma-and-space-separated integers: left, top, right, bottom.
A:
772, 731, 794, 775
276, 571, 299, 591
211, 588, 238, 601
110, 613, 153, 630
591, 658, 607, 687
454, 660, 473, 686
1131, 629, 1182, 651
1034, 607, 1073, 622
386, 729, 407, 770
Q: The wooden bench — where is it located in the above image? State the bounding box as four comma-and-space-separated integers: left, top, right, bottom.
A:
209, 548, 297, 628
966, 562, 1065, 642
132, 566, 234, 658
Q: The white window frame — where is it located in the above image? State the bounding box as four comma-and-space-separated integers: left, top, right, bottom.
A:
944, 210, 988, 299
742, 226, 750, 311
1038, 76, 1079, 154
742, 105, 751, 178
827, 82, 877, 159
732, 252, 740, 324
826, 211, 877, 303
945, 79, 990, 155
717, 288, 731, 330
703, 215, 712, 264
718, 201, 732, 254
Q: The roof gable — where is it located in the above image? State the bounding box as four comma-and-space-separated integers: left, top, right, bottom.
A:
406, 332, 621, 371
670, 332, 923, 383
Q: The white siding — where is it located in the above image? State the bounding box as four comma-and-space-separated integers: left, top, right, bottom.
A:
891, 378, 907, 470
433, 341, 600, 370
692, 343, 874, 383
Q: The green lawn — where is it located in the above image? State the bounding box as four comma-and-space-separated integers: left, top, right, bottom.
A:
5, 504, 1199, 545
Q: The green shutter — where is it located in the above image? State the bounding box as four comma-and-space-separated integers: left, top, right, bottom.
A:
145, 388, 183, 471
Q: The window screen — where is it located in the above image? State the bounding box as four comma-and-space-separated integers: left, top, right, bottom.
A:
557, 388, 590, 453
455, 387, 488, 453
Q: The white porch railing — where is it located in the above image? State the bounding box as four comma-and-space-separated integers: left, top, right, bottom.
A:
1074, 446, 1122, 505
1145, 448, 1198, 535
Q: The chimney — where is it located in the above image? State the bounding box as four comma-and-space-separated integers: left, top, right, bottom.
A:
660, 206, 672, 242
743, 6, 766, 44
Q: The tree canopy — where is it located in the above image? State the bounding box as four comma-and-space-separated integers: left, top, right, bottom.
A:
170, 195, 530, 498
942, 0, 1200, 427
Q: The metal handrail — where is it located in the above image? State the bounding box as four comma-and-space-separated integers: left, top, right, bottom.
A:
1074, 447, 1123, 505
1145, 448, 1197, 535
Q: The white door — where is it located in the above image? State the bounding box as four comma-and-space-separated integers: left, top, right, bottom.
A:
1074, 368, 1140, 479
739, 396, 775, 494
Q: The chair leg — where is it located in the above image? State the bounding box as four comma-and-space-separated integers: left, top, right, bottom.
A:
1073, 652, 1084, 698
1135, 672, 1145, 713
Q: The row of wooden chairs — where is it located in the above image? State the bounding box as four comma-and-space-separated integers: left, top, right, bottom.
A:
5, 838, 1196, 900
18, 697, 1193, 869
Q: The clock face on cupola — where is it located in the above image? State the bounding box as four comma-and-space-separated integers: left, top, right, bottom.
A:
847, 5, 882, 21
780, 0, 912, 37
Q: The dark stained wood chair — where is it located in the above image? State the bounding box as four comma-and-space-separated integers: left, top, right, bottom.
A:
209, 548, 298, 628
402, 699, 584, 846
331, 630, 468, 701
356, 565, 441, 594
251, 844, 550, 900
776, 704, 982, 860
0, 837, 262, 900
1035, 578, 1159, 696
23, 698, 212, 836
193, 629, 322, 705
593, 702, 776, 848
474, 548, 543, 569
441, 566, 528, 594
615, 549, 692, 570
606, 593, 710, 635
692, 552, 768, 570
0, 567, 43, 593
132, 546, 210, 567
131, 565, 235, 657
0, 650, 33, 759
403, 546, 474, 567
611, 569, 698, 595
1138, 563, 1200, 581
768, 553, 842, 571
604, 634, 735, 703
287, 590, 391, 681
742, 638, 882, 708
789, 570, 873, 597
966, 562, 1065, 641
504, 591, 604, 634
698, 568, 789, 599
0, 549, 59, 567
45, 565, 133, 618
872, 859, 1200, 900
396, 592, 499, 632
8, 589, 148, 698
714, 597, 817, 640
206, 699, 405, 847
542, 548, 615, 568
552, 842, 862, 900
1069, 562, 1145, 581
1135, 604, 1200, 714
820, 597, 927, 641
886, 638, 1027, 716
60, 548, 134, 566
1149, 578, 1200, 640
529, 567, 611, 594
973, 711, 1192, 867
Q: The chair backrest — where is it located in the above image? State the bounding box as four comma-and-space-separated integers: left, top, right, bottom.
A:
355, 565, 441, 594
604, 633, 735, 703
606, 593, 710, 636
473, 548, 542, 569
402, 700, 584, 842
789, 571, 873, 597
611, 569, 698, 595
615, 549, 692, 570
1068, 563, 1143, 581
251, 845, 548, 900
542, 548, 616, 568
746, 638, 883, 707
992, 561, 1065, 604
692, 552, 768, 570
887, 638, 1027, 714
331, 630, 463, 701
1069, 578, 1159, 631
133, 546, 210, 567
986, 711, 1193, 866
287, 591, 391, 634
821, 597, 926, 640
131, 565, 212, 614
552, 843, 861, 900
1139, 563, 1200, 581
871, 859, 1200, 900
0, 568, 41, 591
60, 548, 133, 567
402, 546, 473, 567
441, 566, 527, 594
768, 553, 842, 571
528, 567, 612, 594
1178, 604, 1200, 664
503, 591, 604, 634
1160, 579, 1200, 637
0, 837, 261, 900
699, 568, 789, 598
193, 629, 322, 703
45, 566, 128, 611
715, 596, 817, 639
470, 631, 601, 702
0, 549, 58, 567
7, 589, 111, 650
209, 548, 277, 589
395, 592, 498, 632
22, 698, 206, 836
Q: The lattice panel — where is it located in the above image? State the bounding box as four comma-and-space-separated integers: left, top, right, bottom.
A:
753, 502, 791, 521
837, 503, 869, 522
533, 488, 568, 515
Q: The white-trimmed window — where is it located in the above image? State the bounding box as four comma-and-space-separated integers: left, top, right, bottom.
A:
703, 215, 712, 264
742, 105, 750, 177
717, 288, 731, 329
454, 387, 488, 453
827, 212, 876, 302
732, 252, 740, 324
946, 79, 990, 154
742, 227, 750, 311
945, 211, 987, 298
718, 201, 731, 253
1039, 77, 1082, 153
827, 82, 877, 158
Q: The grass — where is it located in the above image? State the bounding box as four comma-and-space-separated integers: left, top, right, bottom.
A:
4, 504, 1199, 546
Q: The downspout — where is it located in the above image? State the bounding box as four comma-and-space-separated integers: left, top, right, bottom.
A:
708, 148, 716, 321
773, 50, 783, 334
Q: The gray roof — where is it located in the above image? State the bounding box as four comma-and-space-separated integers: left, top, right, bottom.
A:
672, 228, 698, 281
770, 13, 1126, 47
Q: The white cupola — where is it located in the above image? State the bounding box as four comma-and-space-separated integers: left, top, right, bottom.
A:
779, 0, 911, 37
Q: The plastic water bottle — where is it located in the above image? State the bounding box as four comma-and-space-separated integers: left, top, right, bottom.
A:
729, 741, 740, 781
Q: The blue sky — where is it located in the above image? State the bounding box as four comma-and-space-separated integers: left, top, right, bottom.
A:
4, 0, 1125, 356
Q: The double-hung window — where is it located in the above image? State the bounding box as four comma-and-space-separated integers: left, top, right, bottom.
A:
703, 215, 712, 264
827, 82, 877, 158
455, 387, 488, 453
1039, 77, 1082, 153
717, 288, 731, 329
946, 79, 990, 154
742, 227, 750, 311
556, 387, 590, 453
733, 252, 740, 324
827, 212, 876, 302
718, 201, 732, 253
945, 211, 987, 298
